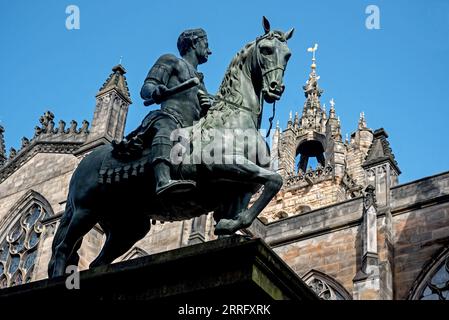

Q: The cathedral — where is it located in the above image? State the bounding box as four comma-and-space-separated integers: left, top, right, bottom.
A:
0, 51, 448, 300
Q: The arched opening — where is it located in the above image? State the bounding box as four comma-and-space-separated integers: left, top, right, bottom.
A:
0, 190, 54, 288
295, 140, 325, 173
302, 269, 352, 300
408, 248, 449, 300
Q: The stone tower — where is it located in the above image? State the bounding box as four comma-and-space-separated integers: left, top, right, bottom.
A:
81, 64, 132, 152
260, 43, 399, 221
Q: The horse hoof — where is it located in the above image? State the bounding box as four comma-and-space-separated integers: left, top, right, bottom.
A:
214, 219, 241, 235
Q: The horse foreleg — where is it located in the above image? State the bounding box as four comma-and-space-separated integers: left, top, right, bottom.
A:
48, 207, 97, 278
212, 157, 283, 235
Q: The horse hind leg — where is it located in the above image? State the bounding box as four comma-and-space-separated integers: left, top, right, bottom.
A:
48, 206, 98, 278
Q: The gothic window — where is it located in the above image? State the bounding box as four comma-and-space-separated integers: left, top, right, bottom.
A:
0, 202, 50, 288
409, 249, 449, 300
302, 270, 352, 300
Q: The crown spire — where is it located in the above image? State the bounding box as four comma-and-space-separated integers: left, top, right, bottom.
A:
303, 43, 323, 99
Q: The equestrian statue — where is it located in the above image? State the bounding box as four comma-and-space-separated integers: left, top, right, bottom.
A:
48, 17, 294, 278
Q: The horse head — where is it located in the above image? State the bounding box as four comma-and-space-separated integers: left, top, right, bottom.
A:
254, 16, 294, 104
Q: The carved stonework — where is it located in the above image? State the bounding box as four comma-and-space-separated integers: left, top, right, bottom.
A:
364, 185, 377, 209
410, 251, 449, 300
342, 172, 363, 198
0, 203, 50, 288
285, 165, 333, 188
302, 272, 351, 300
0, 142, 83, 183
419, 256, 449, 300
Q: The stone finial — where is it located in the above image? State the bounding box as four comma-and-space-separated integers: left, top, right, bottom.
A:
364, 185, 377, 209
294, 112, 299, 127
329, 99, 336, 119
21, 137, 30, 149
58, 120, 66, 134
69, 120, 78, 134
39, 111, 55, 133
80, 120, 89, 134
34, 126, 42, 137
9, 147, 17, 159
358, 112, 367, 130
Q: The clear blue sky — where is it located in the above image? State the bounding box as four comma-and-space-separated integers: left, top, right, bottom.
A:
1, 0, 448, 184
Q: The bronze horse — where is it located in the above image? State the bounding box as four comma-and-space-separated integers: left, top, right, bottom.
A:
48, 17, 294, 278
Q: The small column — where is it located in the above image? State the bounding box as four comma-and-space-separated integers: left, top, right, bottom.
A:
353, 185, 381, 299
188, 215, 208, 245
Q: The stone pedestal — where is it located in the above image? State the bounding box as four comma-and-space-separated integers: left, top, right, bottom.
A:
0, 236, 318, 301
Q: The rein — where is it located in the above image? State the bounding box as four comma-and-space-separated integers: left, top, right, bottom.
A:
206, 33, 285, 138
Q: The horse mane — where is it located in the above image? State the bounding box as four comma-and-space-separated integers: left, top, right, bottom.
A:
214, 40, 256, 109
214, 30, 287, 110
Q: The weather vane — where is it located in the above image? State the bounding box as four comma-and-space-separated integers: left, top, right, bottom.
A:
307, 43, 319, 69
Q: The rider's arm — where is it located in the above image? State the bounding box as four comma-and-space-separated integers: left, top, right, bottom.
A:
197, 74, 212, 116
140, 54, 177, 102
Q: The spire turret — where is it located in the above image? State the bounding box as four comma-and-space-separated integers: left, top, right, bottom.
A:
295, 43, 327, 172
97, 64, 132, 104
82, 64, 133, 152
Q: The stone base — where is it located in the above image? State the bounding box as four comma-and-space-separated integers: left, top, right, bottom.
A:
0, 236, 318, 301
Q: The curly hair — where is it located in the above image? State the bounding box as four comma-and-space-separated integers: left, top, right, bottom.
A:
177, 28, 207, 56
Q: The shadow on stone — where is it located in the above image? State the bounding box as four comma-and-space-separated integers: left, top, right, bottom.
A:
0, 236, 318, 302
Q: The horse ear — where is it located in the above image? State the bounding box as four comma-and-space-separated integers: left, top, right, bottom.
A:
262, 16, 271, 34
285, 28, 295, 40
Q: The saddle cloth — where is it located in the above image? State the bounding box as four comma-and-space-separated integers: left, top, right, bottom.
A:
98, 148, 152, 184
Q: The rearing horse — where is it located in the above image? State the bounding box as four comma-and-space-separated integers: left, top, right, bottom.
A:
48, 17, 293, 278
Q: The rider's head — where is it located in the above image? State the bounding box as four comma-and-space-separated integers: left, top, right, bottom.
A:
177, 28, 212, 64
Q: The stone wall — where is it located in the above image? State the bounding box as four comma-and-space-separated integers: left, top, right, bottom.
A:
260, 178, 345, 222
0, 153, 80, 220
390, 171, 449, 299
262, 197, 364, 294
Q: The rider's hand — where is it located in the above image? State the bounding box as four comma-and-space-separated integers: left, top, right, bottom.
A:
198, 89, 212, 110
152, 85, 168, 104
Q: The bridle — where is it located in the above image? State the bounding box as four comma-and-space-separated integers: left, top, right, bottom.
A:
208, 32, 286, 137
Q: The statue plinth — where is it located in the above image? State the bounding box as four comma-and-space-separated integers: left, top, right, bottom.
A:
0, 236, 318, 301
